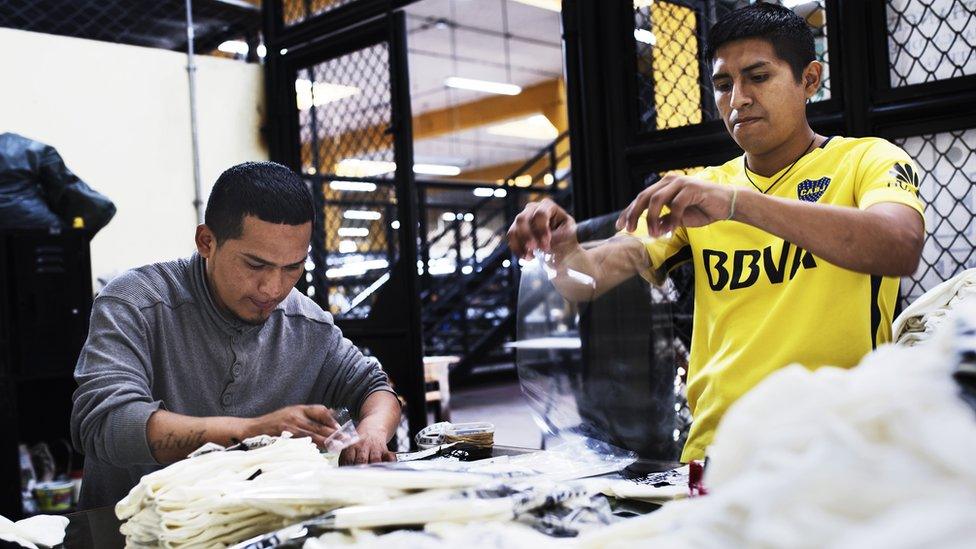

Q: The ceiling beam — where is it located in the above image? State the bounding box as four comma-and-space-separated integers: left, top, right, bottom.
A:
301, 77, 567, 175
453, 160, 532, 182
413, 77, 565, 140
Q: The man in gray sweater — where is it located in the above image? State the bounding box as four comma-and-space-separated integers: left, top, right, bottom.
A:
70, 161, 401, 509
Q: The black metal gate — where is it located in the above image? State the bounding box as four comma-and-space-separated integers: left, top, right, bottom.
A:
263, 4, 426, 441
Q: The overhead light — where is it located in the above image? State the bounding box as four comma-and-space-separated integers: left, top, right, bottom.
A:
473, 187, 495, 197
461, 265, 474, 275
634, 0, 655, 7
543, 173, 555, 185
391, 220, 401, 230
218, 40, 249, 56
463, 213, 474, 222
634, 28, 657, 45
514, 174, 533, 187
441, 212, 456, 221
295, 80, 360, 111
337, 227, 369, 237
335, 158, 396, 177
511, 0, 561, 12
343, 210, 382, 220
493, 188, 507, 198
414, 163, 462, 176
330, 180, 377, 192
338, 240, 358, 253
427, 258, 456, 276
256, 44, 267, 58
486, 113, 559, 141
326, 259, 389, 279
444, 77, 522, 96
336, 159, 461, 177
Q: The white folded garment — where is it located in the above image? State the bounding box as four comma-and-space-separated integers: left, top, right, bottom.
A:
893, 268, 976, 344
0, 514, 70, 549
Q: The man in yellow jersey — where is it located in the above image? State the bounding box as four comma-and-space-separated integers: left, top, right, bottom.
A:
506, 3, 925, 462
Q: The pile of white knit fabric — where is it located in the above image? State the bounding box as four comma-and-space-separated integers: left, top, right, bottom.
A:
573, 304, 976, 549
894, 268, 976, 345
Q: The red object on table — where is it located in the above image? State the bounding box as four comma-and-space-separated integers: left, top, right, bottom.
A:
689, 460, 709, 497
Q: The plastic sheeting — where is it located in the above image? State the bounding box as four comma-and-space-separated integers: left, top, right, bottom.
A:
513, 242, 685, 462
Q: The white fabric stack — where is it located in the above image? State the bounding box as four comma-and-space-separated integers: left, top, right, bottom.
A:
117, 436, 336, 548
894, 268, 976, 346
575, 305, 976, 549
117, 435, 495, 548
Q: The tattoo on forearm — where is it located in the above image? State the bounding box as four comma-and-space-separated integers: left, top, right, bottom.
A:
150, 430, 207, 454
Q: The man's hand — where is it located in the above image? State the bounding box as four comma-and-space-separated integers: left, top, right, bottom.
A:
244, 404, 340, 447
616, 175, 739, 237
340, 429, 395, 465
507, 198, 579, 259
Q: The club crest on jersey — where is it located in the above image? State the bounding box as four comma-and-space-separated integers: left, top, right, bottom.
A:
797, 177, 830, 202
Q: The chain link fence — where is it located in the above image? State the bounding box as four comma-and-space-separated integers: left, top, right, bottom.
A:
885, 2, 976, 302
295, 42, 401, 319
282, 0, 359, 27
896, 129, 976, 304
0, 0, 260, 53
886, 0, 976, 87
633, 0, 831, 132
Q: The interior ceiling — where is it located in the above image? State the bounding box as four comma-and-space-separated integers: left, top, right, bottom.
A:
403, 0, 564, 179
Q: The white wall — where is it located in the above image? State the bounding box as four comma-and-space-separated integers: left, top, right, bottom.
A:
0, 28, 268, 285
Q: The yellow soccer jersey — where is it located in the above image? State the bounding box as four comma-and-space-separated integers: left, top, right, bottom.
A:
625, 136, 925, 462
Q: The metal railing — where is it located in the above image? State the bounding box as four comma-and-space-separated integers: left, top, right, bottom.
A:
417, 132, 572, 372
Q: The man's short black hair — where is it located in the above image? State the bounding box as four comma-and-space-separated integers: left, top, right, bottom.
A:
705, 2, 816, 82
204, 161, 313, 243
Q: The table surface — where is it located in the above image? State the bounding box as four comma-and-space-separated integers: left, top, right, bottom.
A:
62, 445, 679, 548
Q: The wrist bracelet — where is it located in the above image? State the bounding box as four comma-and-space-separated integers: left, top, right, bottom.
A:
726, 187, 738, 221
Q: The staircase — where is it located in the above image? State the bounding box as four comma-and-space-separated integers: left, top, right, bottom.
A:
417, 132, 571, 379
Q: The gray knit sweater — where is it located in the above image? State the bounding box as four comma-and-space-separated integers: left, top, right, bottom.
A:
70, 253, 393, 509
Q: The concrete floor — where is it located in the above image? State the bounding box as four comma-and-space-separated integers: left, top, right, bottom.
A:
448, 378, 543, 449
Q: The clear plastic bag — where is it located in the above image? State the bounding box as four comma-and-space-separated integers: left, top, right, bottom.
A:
322, 408, 360, 455
512, 241, 686, 464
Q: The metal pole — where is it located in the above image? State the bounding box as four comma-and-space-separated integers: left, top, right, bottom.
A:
185, 0, 204, 225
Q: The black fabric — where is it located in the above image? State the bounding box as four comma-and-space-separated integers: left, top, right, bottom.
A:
870, 275, 883, 349
657, 245, 693, 280
0, 133, 115, 235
